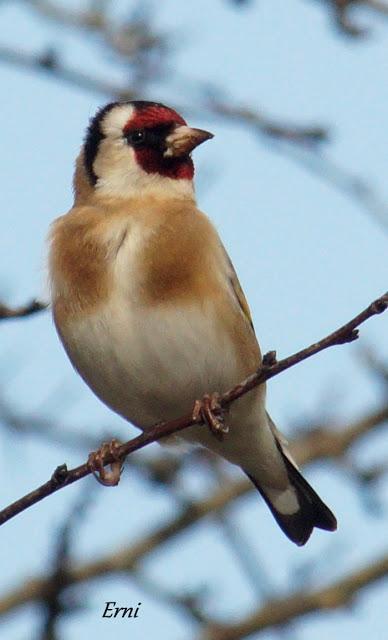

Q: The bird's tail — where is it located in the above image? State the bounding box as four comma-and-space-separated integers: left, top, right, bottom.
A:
245, 437, 337, 546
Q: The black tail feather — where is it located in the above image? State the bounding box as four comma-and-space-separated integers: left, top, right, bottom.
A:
246, 455, 337, 546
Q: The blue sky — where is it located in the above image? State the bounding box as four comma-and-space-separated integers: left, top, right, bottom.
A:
0, 1, 387, 639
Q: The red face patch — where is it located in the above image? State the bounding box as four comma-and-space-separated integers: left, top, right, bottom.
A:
134, 147, 194, 180
123, 104, 193, 180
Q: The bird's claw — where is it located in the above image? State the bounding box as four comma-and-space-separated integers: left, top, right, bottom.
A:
88, 438, 123, 486
192, 393, 228, 441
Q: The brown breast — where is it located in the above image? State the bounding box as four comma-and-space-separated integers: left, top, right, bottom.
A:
49, 206, 116, 324
138, 199, 224, 306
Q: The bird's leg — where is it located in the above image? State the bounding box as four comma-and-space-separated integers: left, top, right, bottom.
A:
88, 438, 123, 486
192, 392, 229, 441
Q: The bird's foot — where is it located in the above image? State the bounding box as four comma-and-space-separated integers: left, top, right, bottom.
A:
192, 393, 228, 441
88, 438, 123, 486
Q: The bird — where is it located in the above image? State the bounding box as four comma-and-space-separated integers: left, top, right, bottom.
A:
48, 100, 337, 545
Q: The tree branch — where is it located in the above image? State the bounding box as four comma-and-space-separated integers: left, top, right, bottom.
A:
0, 44, 137, 100
291, 404, 388, 463
0, 43, 327, 146
2, 44, 388, 230
200, 552, 388, 639
0, 400, 386, 617
0, 292, 386, 528
0, 299, 47, 320
206, 98, 328, 145
2, 3, 388, 231
366, 0, 388, 14
312, 0, 388, 37
39, 487, 95, 640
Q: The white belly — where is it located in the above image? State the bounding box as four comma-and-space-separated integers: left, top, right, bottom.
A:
60, 296, 246, 430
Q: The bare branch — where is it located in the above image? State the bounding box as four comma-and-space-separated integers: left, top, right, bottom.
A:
2, 45, 388, 229
0, 299, 47, 321
131, 569, 209, 626
208, 459, 300, 639
311, 0, 388, 36
333, 0, 367, 37
0, 400, 386, 617
2, 0, 388, 232
356, 460, 388, 485
291, 404, 388, 463
0, 45, 137, 100
26, 0, 107, 30
365, 0, 388, 14
207, 99, 328, 145
0, 292, 386, 527
358, 346, 388, 387
39, 488, 94, 640
0, 43, 327, 145
270, 140, 388, 232
200, 553, 388, 639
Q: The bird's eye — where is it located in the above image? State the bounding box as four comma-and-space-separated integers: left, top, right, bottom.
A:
126, 129, 146, 146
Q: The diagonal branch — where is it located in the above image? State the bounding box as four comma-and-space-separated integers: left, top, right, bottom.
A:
0, 44, 327, 146
0, 401, 386, 617
0, 44, 137, 100
207, 99, 328, 145
0, 292, 386, 528
200, 552, 388, 639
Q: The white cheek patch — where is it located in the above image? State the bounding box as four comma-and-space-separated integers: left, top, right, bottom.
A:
101, 104, 135, 139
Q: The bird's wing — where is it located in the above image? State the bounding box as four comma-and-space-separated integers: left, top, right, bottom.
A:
266, 411, 300, 468
223, 248, 255, 334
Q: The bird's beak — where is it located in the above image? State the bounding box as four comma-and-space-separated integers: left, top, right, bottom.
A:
164, 125, 214, 158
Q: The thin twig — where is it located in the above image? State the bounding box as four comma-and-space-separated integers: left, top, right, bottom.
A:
0, 44, 328, 146
0, 400, 386, 616
1, 1, 388, 231
200, 553, 388, 639
209, 458, 299, 640
269, 140, 388, 232
312, 0, 388, 37
0, 45, 136, 101
0, 299, 47, 320
366, 0, 388, 14
131, 570, 209, 625
334, 0, 366, 37
358, 346, 388, 387
39, 487, 94, 640
208, 100, 328, 145
2, 43, 388, 230
0, 292, 386, 527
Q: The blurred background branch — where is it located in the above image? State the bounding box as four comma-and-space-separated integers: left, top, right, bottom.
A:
1, 2, 388, 230
0, 398, 386, 618
201, 552, 388, 639
0, 299, 47, 320
0, 1, 387, 639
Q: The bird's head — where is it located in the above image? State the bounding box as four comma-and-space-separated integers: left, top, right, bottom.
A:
77, 101, 213, 201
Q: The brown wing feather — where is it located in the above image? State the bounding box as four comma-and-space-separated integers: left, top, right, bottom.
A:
223, 250, 255, 333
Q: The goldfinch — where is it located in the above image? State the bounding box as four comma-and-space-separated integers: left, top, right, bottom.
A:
48, 101, 337, 545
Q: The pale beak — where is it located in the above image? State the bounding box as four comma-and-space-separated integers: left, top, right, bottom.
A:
163, 125, 214, 158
